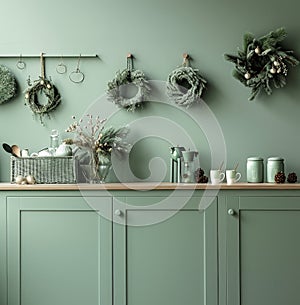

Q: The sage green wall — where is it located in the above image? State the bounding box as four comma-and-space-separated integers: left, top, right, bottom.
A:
0, 0, 299, 182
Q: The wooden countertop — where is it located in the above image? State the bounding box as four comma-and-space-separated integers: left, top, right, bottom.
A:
1, 182, 300, 190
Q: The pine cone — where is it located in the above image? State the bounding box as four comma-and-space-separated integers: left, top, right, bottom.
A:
197, 175, 208, 183
287, 172, 297, 183
275, 171, 286, 184
195, 168, 204, 178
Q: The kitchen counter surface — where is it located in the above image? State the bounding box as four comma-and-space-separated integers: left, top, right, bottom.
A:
1, 182, 300, 190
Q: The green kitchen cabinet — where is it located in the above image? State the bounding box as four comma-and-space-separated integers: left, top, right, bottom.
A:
113, 195, 218, 305
5, 187, 300, 305
226, 195, 300, 305
6, 195, 112, 305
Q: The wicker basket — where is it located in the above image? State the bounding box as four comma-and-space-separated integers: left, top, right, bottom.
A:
10, 156, 78, 184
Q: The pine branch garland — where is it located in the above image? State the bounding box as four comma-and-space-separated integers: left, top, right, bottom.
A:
107, 69, 150, 112
166, 66, 207, 108
225, 27, 299, 100
0, 65, 17, 104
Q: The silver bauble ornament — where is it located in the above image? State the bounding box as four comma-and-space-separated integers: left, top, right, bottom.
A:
26, 175, 36, 185
40, 80, 44, 85
274, 61, 280, 67
15, 175, 24, 184
270, 67, 277, 74
244, 72, 251, 80
254, 47, 261, 54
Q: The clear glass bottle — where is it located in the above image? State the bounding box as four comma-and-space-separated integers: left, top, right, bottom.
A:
247, 157, 264, 183
49, 129, 59, 155
267, 157, 284, 183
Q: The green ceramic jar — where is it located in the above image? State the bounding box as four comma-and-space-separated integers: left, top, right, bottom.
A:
267, 157, 284, 183
247, 157, 264, 183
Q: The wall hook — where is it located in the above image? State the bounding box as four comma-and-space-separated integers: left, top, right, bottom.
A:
183, 53, 189, 59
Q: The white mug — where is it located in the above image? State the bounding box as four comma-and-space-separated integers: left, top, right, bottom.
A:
226, 170, 241, 184
210, 169, 225, 184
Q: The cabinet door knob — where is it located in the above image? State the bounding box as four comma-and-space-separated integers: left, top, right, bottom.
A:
227, 209, 235, 216
114, 209, 122, 216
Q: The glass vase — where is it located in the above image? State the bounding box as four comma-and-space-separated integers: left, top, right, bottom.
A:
81, 150, 111, 183
97, 154, 111, 183
97, 162, 112, 183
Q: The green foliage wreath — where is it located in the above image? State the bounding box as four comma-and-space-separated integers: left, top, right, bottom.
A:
107, 69, 150, 112
224, 27, 299, 100
166, 66, 207, 108
0, 65, 17, 104
24, 77, 61, 124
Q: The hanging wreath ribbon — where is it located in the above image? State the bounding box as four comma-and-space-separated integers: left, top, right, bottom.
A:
24, 53, 61, 124
224, 27, 299, 100
0, 65, 17, 104
166, 54, 207, 108
106, 54, 150, 112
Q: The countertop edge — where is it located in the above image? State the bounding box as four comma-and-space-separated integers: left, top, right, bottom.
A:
0, 182, 299, 190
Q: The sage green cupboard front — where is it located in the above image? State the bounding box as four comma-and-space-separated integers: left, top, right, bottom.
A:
7, 196, 112, 305
226, 196, 300, 305
113, 196, 218, 305
7, 190, 300, 305
5, 193, 218, 305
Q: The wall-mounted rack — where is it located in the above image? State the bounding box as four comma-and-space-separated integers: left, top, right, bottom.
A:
0, 54, 99, 59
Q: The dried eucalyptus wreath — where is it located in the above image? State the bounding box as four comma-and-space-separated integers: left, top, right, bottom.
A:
24, 53, 61, 124
24, 77, 61, 123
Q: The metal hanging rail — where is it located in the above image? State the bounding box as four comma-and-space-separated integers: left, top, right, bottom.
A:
0, 54, 99, 59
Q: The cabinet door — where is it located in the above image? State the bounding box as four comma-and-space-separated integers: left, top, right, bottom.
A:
113, 196, 218, 305
227, 196, 300, 305
7, 196, 112, 305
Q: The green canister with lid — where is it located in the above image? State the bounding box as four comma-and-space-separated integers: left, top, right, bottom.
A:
247, 157, 264, 183
267, 157, 284, 183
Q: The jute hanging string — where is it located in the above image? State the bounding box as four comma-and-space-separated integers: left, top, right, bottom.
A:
24, 53, 61, 125
106, 53, 150, 112
166, 53, 207, 108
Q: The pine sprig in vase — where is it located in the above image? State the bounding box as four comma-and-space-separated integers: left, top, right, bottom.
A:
64, 114, 130, 182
